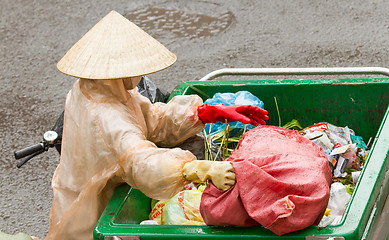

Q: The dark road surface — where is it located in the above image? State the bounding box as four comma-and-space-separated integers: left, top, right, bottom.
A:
1, 0, 389, 238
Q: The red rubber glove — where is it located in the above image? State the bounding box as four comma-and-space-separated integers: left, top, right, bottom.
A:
197, 104, 269, 126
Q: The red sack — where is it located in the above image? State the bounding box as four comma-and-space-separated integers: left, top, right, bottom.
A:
200, 126, 332, 235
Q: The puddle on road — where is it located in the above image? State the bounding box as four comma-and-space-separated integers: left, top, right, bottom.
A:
124, 6, 234, 40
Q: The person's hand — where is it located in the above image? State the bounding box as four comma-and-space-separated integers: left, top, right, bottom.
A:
183, 160, 236, 191
198, 104, 269, 126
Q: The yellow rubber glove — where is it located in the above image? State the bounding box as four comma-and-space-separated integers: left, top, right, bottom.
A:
182, 160, 236, 191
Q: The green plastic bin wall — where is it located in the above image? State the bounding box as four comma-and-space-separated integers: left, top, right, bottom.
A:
94, 77, 389, 240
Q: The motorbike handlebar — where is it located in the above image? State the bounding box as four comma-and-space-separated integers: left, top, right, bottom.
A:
14, 142, 46, 160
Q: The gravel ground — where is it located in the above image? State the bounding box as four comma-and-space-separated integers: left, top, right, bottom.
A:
1, 0, 389, 238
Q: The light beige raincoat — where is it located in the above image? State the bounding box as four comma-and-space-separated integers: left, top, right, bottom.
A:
44, 10, 208, 240
45, 77, 204, 240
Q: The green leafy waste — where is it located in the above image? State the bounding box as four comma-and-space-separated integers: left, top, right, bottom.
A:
203, 96, 304, 159
203, 119, 302, 160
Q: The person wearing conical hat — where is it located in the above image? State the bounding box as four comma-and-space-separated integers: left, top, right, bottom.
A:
45, 11, 268, 240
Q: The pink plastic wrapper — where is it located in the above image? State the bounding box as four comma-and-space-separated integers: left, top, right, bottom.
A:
200, 126, 332, 235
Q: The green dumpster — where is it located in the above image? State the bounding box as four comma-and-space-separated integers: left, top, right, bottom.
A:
94, 68, 389, 240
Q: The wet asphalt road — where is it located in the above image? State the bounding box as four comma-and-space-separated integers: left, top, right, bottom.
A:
1, 0, 389, 238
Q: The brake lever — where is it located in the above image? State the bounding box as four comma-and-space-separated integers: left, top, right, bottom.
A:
17, 149, 45, 168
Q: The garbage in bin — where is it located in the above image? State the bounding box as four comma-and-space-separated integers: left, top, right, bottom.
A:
139, 220, 158, 225
203, 91, 265, 136
149, 200, 167, 224
144, 121, 371, 233
161, 190, 205, 225
301, 122, 368, 177
148, 183, 208, 225
200, 125, 333, 236
138, 101, 371, 235
318, 182, 352, 228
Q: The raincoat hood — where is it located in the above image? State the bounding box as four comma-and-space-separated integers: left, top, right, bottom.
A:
94, 76, 142, 102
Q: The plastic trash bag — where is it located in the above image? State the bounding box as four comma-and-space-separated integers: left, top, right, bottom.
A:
140, 220, 158, 225
161, 190, 205, 225
200, 126, 332, 235
51, 111, 64, 154
137, 76, 170, 104
149, 200, 167, 224
203, 91, 264, 135
178, 133, 222, 161
318, 182, 352, 227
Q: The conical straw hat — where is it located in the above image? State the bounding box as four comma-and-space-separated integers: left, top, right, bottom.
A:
57, 10, 177, 79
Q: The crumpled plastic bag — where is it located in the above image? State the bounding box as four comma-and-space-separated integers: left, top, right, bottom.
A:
203, 91, 264, 135
149, 200, 167, 224
200, 126, 332, 235
137, 76, 170, 104
178, 133, 222, 161
318, 182, 352, 227
161, 190, 205, 225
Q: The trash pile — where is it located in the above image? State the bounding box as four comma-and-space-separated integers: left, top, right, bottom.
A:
301, 122, 369, 180
140, 91, 371, 232
142, 183, 207, 225
300, 122, 370, 227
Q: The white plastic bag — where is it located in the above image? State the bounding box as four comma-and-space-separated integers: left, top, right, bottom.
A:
161, 190, 204, 225
319, 182, 351, 227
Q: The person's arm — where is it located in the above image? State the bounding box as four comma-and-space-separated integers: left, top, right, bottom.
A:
136, 92, 269, 147
96, 101, 196, 200
136, 93, 205, 147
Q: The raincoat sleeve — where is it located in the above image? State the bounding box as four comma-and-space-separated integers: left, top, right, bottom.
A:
96, 101, 196, 200
135, 92, 205, 147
